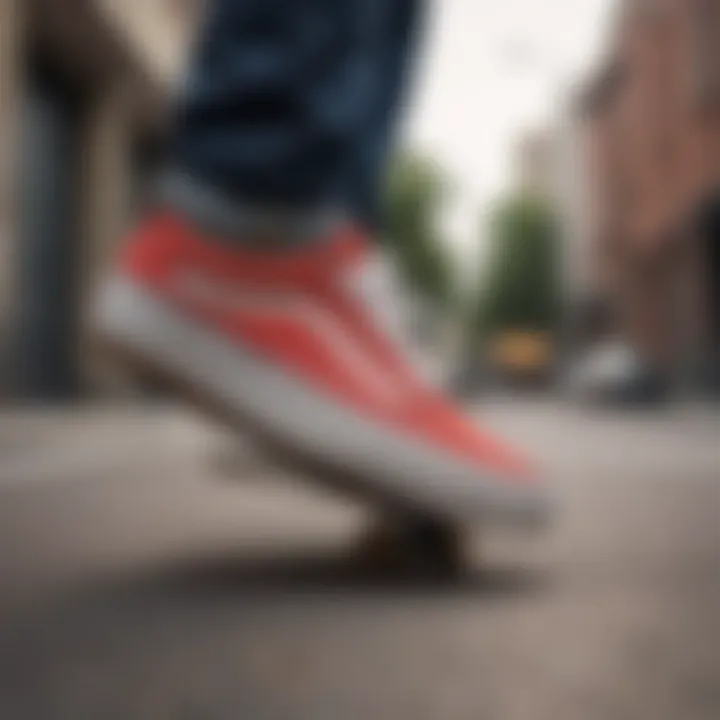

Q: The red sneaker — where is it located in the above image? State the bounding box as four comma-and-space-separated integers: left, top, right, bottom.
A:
96, 211, 549, 526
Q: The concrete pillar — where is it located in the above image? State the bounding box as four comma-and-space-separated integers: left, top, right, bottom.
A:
76, 81, 136, 394
0, 0, 25, 394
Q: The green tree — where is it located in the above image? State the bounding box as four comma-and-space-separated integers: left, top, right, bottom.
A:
477, 193, 561, 334
382, 153, 453, 304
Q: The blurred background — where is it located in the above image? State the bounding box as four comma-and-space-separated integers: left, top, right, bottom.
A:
1, 0, 718, 403
0, 1, 718, 718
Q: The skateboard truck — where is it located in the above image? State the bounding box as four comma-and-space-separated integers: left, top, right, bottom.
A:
354, 513, 466, 579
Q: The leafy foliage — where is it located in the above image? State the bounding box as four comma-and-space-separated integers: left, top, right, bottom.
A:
382, 153, 453, 304
478, 193, 561, 334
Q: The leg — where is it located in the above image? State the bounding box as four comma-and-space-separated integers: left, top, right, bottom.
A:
173, 0, 407, 213
342, 0, 426, 229
97, 0, 547, 537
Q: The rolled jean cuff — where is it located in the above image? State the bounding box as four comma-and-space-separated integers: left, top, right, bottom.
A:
157, 170, 348, 245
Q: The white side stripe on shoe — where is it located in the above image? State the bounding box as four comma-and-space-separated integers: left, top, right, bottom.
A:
174, 271, 411, 407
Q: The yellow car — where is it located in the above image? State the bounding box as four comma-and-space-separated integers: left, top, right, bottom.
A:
489, 331, 555, 381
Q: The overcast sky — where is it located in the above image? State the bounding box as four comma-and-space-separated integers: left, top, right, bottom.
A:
406, 0, 616, 264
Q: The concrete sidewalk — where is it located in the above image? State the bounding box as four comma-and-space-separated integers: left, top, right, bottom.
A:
3, 398, 716, 482
0, 399, 718, 720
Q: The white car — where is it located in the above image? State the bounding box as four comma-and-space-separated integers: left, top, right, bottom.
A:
566, 342, 665, 404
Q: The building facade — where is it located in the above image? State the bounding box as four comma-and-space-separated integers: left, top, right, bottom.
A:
0, 0, 192, 400
514, 127, 560, 201
580, 0, 720, 393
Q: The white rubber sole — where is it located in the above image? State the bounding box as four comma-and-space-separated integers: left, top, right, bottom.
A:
95, 276, 549, 527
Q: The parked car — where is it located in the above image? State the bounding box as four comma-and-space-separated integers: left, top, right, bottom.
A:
566, 341, 669, 405
488, 331, 555, 386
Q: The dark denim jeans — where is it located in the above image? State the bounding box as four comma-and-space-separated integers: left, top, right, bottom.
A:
173, 0, 423, 229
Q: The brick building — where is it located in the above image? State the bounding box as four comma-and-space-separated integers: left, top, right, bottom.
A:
579, 0, 720, 393
0, 0, 193, 399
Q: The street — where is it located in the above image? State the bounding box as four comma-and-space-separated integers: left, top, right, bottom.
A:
0, 399, 718, 719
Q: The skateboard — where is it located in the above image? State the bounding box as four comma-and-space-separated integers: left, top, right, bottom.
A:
212, 435, 469, 576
